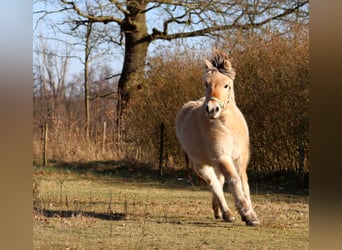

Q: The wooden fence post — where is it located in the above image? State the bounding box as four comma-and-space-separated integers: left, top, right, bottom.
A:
43, 122, 48, 167
102, 121, 107, 155
159, 123, 165, 176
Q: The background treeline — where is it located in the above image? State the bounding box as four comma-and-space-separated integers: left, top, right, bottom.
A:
33, 25, 309, 175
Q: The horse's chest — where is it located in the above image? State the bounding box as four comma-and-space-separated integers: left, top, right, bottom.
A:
205, 121, 244, 157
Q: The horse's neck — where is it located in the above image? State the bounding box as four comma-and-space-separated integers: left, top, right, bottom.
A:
222, 101, 237, 115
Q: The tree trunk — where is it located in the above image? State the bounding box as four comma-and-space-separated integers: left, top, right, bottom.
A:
117, 0, 150, 143
84, 21, 92, 139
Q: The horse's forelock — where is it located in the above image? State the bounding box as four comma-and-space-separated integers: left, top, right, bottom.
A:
210, 50, 235, 79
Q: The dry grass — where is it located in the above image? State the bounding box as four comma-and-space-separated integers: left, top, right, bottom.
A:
33, 166, 309, 250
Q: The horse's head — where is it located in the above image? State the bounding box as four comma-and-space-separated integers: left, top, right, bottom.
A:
203, 50, 235, 119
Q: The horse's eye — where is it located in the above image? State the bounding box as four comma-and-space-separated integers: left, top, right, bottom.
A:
224, 84, 229, 88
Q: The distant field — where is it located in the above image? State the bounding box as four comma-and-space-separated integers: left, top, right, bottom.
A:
33, 166, 309, 249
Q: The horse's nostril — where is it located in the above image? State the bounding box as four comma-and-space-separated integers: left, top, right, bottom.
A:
206, 105, 209, 113
215, 106, 220, 112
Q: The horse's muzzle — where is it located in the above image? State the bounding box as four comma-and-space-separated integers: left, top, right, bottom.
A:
206, 100, 222, 119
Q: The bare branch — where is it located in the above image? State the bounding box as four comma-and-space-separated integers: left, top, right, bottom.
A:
142, 3, 162, 13
151, 0, 309, 41
33, 7, 73, 32
60, 0, 123, 24
89, 91, 116, 101
104, 73, 121, 80
109, 0, 130, 15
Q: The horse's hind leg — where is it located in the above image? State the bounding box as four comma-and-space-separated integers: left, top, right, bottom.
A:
218, 157, 260, 226
236, 156, 252, 208
236, 155, 260, 225
197, 165, 235, 222
241, 171, 252, 207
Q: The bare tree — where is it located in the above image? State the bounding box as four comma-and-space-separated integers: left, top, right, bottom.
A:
84, 21, 92, 138
60, 9, 119, 138
35, 0, 121, 138
34, 35, 71, 132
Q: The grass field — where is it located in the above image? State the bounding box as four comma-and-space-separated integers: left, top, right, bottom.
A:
33, 163, 309, 249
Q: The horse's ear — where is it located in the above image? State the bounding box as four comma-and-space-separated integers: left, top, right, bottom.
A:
224, 59, 236, 80
204, 58, 213, 70
223, 59, 233, 71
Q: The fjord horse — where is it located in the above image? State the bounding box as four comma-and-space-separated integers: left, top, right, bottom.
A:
175, 50, 260, 226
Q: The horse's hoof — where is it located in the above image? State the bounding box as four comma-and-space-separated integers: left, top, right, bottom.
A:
242, 214, 260, 226
222, 211, 235, 222
214, 214, 222, 220
246, 218, 260, 226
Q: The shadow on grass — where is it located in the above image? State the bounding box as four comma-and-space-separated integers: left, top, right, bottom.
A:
35, 158, 309, 195
36, 159, 198, 188
157, 219, 235, 228
37, 208, 126, 221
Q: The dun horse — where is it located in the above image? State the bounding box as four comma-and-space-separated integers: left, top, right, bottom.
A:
175, 50, 260, 226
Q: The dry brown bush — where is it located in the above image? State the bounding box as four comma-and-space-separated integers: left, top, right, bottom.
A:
229, 26, 309, 172
126, 26, 309, 173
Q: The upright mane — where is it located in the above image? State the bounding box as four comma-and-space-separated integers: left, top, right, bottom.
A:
210, 50, 236, 80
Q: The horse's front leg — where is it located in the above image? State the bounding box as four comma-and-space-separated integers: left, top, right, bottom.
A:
196, 165, 235, 222
217, 157, 260, 226
212, 172, 226, 219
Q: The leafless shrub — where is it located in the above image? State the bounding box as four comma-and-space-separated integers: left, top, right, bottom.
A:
126, 25, 309, 173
